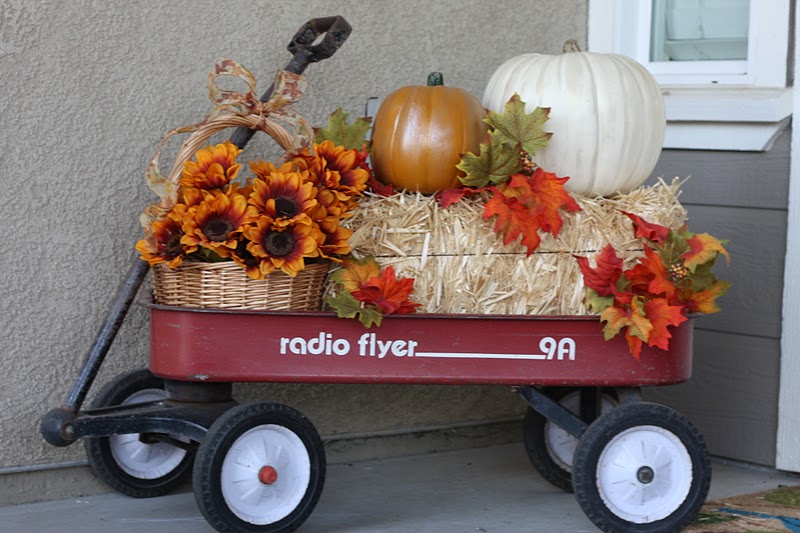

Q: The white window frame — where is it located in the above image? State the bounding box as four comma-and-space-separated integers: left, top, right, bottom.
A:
588, 0, 793, 151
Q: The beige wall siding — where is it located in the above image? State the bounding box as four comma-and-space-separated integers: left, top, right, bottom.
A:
0, 0, 587, 503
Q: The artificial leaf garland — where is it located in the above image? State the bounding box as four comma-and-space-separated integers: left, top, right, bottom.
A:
576, 213, 730, 359
326, 255, 421, 327
446, 94, 581, 255
455, 95, 551, 189
483, 169, 581, 255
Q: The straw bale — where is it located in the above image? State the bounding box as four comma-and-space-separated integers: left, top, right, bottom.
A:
338, 178, 687, 315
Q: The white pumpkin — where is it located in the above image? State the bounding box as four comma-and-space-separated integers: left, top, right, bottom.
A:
483, 43, 665, 197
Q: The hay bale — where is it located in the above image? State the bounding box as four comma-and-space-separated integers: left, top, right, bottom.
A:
340, 178, 687, 315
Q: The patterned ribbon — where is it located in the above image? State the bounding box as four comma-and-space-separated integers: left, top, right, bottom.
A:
141, 58, 313, 231
206, 57, 313, 142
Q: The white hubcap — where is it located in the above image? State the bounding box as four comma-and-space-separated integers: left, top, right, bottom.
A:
596, 425, 693, 523
546, 392, 616, 471
221, 424, 310, 525
110, 389, 188, 479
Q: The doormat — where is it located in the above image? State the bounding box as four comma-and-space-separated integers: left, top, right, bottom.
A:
684, 485, 800, 532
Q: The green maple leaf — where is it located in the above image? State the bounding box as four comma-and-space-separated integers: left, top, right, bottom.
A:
315, 107, 373, 150
457, 129, 522, 188
685, 261, 718, 291
584, 288, 614, 314
486, 94, 552, 156
325, 291, 383, 328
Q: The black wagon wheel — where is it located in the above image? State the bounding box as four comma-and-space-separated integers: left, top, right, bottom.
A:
523, 387, 618, 492
83, 368, 194, 498
572, 402, 711, 533
193, 401, 326, 533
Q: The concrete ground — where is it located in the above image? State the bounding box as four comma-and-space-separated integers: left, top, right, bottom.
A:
2, 443, 798, 533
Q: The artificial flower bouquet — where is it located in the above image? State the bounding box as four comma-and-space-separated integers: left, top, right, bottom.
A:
135, 139, 368, 279
135, 58, 371, 310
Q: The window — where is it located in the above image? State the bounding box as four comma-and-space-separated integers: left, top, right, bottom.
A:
588, 0, 793, 150
650, 0, 749, 63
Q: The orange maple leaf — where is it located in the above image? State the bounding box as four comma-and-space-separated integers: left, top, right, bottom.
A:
626, 247, 677, 300
681, 233, 730, 272
680, 280, 731, 315
575, 244, 623, 297
600, 296, 685, 359
624, 333, 645, 360
335, 255, 381, 292
483, 169, 581, 255
600, 300, 652, 360
351, 265, 421, 315
643, 297, 688, 351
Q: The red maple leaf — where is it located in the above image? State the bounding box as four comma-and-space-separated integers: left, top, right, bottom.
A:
438, 186, 488, 208
357, 147, 398, 197
575, 244, 623, 297
622, 211, 670, 244
351, 266, 421, 315
483, 169, 581, 255
367, 175, 397, 197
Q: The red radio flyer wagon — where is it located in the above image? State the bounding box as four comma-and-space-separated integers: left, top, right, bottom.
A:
42, 264, 710, 533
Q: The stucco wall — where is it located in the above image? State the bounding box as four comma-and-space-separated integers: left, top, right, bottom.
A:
0, 0, 587, 503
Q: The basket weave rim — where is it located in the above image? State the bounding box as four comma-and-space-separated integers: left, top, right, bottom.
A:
154, 259, 330, 275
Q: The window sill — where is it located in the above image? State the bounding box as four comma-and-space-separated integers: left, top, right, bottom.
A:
661, 87, 792, 151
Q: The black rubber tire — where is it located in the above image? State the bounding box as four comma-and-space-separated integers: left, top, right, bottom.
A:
572, 402, 711, 533
83, 368, 194, 498
193, 401, 326, 533
523, 387, 617, 493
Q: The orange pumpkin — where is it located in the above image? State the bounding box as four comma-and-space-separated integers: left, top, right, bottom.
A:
371, 73, 488, 194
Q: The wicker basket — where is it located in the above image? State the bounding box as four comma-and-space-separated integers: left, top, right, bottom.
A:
139, 63, 337, 311
152, 261, 330, 311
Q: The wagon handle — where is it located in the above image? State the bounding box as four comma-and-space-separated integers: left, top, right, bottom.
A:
229, 15, 352, 148
40, 16, 352, 447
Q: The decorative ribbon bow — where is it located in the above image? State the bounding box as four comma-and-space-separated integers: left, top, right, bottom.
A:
141, 58, 313, 232
206, 57, 313, 141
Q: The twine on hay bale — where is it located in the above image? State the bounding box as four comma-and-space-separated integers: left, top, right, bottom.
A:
339, 178, 687, 315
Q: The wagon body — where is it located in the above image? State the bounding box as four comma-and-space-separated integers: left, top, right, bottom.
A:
147, 302, 694, 387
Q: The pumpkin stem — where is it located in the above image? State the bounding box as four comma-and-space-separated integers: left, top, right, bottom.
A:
427, 72, 444, 86
562, 39, 582, 53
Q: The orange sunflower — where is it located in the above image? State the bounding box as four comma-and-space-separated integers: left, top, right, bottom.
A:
313, 140, 369, 198
250, 160, 295, 181
288, 148, 323, 184
244, 216, 322, 277
180, 189, 252, 257
312, 187, 351, 228
136, 216, 186, 268
248, 170, 318, 221
318, 225, 353, 258
230, 239, 263, 279
180, 141, 242, 190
